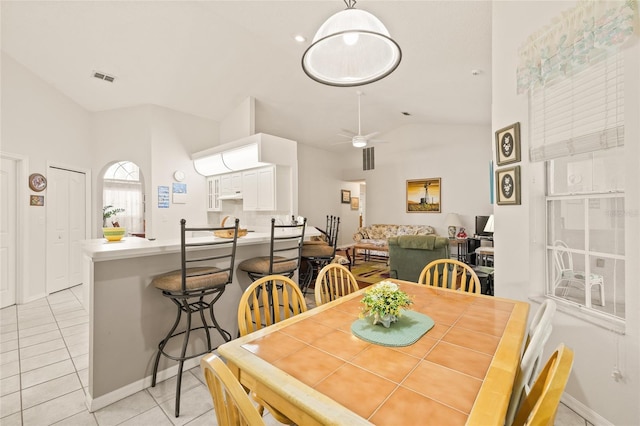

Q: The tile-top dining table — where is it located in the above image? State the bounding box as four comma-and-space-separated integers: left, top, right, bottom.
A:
218, 280, 529, 425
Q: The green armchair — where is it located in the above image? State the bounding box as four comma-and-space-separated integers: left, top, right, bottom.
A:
389, 235, 451, 282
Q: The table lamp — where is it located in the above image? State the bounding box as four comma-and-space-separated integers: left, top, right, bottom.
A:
484, 214, 495, 233
445, 213, 462, 239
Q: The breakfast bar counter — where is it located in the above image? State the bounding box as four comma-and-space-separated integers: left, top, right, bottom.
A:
82, 229, 317, 411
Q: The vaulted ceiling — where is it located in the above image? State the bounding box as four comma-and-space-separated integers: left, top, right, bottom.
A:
1, 1, 492, 150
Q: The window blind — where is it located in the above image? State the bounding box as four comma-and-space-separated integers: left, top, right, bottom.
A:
529, 51, 624, 162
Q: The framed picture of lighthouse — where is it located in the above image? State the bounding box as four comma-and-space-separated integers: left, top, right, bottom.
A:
406, 178, 441, 213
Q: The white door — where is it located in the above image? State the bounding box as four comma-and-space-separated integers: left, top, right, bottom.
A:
0, 158, 17, 308
46, 167, 86, 294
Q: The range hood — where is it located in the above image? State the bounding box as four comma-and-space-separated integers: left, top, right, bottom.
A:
192, 133, 297, 176
218, 193, 243, 200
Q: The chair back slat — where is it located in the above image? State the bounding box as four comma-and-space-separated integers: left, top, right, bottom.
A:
315, 263, 359, 306
512, 344, 574, 426
238, 275, 307, 337
418, 258, 481, 294
200, 354, 266, 426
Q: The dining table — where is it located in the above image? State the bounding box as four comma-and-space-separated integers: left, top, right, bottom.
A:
217, 279, 529, 425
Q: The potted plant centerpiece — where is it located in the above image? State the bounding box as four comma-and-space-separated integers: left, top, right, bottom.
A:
360, 281, 413, 328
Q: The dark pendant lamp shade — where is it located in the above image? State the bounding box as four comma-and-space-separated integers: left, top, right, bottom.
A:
302, 5, 402, 87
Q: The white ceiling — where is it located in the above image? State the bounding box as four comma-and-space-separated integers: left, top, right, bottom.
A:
1, 1, 492, 150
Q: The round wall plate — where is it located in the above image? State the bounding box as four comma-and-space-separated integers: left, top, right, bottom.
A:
29, 173, 47, 192
173, 170, 185, 182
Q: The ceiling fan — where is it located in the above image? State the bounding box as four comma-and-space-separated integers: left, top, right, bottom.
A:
336, 91, 386, 148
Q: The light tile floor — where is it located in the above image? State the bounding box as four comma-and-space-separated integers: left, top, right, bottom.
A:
1, 285, 590, 425
0, 285, 286, 426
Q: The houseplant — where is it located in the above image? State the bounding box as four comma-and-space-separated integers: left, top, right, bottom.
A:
360, 281, 413, 328
103, 205, 125, 227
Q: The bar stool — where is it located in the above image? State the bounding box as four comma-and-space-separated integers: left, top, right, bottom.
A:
238, 217, 306, 282
150, 218, 239, 417
300, 215, 340, 294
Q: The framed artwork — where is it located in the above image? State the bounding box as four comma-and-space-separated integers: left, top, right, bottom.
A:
350, 197, 359, 210
496, 166, 521, 205
406, 178, 441, 213
341, 189, 351, 204
495, 122, 521, 166
28, 173, 47, 192
30, 195, 44, 206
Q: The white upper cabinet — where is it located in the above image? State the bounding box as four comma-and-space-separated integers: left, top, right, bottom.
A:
220, 172, 242, 196
242, 165, 291, 212
206, 176, 221, 211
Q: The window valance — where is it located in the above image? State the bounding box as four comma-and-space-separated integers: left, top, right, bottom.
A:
517, 0, 636, 94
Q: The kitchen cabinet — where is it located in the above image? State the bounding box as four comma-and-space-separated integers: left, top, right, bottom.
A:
206, 176, 221, 211
242, 165, 291, 211
220, 172, 242, 197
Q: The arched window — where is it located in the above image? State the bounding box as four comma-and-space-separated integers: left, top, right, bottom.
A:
103, 161, 144, 234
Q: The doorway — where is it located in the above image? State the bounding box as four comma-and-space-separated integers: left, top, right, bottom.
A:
1, 157, 17, 307
46, 166, 88, 294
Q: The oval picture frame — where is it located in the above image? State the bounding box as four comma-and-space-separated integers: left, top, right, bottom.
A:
29, 173, 47, 192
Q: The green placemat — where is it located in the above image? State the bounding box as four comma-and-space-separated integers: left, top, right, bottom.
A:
351, 311, 435, 347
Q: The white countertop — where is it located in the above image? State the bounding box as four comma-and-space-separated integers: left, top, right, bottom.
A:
84, 227, 320, 262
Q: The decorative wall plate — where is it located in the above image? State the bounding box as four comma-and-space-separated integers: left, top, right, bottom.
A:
29, 173, 47, 192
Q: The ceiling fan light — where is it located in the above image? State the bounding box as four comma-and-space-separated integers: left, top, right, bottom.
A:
302, 8, 402, 87
352, 138, 367, 148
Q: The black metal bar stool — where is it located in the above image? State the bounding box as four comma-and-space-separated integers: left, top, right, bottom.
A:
238, 217, 306, 282
300, 215, 340, 294
151, 218, 239, 417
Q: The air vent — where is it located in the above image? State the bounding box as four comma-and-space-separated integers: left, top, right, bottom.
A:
363, 147, 375, 171
92, 71, 116, 83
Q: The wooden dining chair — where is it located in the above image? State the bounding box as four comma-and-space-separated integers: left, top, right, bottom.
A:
314, 263, 359, 306
525, 300, 557, 381
512, 344, 574, 426
418, 258, 481, 294
237, 274, 308, 336
237, 274, 307, 425
505, 313, 554, 426
200, 354, 265, 426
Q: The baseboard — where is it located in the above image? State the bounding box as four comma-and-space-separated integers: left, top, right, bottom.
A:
561, 393, 613, 426
86, 358, 201, 412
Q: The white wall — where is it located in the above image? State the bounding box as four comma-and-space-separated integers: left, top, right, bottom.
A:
341, 123, 493, 236
297, 123, 492, 247
492, 2, 640, 424
297, 144, 353, 244
1, 53, 91, 302
91, 105, 218, 240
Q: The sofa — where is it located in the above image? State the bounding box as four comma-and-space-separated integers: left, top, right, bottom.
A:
352, 224, 437, 248
388, 235, 450, 282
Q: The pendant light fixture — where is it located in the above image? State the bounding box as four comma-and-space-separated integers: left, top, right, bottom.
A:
302, 0, 402, 87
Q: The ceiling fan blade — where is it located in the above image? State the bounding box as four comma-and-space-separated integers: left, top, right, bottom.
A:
339, 128, 357, 136
330, 140, 353, 146
337, 133, 354, 139
362, 131, 380, 140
